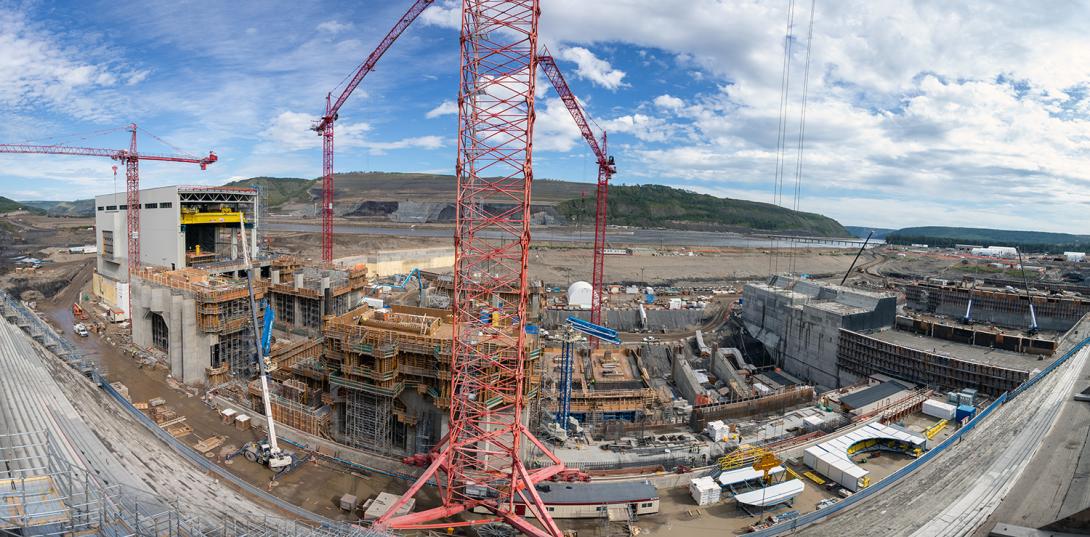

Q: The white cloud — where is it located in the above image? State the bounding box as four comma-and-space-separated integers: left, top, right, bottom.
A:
535, 98, 585, 152
419, 1, 460, 30
601, 114, 675, 143
653, 94, 685, 110
0, 9, 137, 121
316, 20, 352, 34
426, 100, 458, 118
258, 110, 444, 156
555, 46, 626, 90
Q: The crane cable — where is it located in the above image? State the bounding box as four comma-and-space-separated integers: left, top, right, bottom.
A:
768, 0, 797, 278
789, 0, 817, 275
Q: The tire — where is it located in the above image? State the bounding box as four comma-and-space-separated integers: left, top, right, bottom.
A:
244, 450, 258, 462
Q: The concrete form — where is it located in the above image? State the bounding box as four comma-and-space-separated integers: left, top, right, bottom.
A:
905, 281, 1090, 332
131, 261, 369, 385
838, 328, 1056, 396
548, 347, 659, 430
742, 276, 897, 389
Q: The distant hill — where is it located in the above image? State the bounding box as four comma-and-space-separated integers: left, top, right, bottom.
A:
0, 197, 44, 215
21, 199, 94, 217
8, 172, 850, 237
227, 173, 850, 237
557, 184, 851, 237
845, 226, 895, 240
222, 177, 314, 209
886, 226, 1090, 253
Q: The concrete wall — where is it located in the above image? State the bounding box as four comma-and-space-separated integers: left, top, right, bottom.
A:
131, 278, 215, 384
544, 308, 705, 332
672, 353, 707, 404
338, 247, 455, 277
742, 276, 896, 390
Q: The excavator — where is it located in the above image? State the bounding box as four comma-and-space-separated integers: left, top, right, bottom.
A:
236, 218, 293, 472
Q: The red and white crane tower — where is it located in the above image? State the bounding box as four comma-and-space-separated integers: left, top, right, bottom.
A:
0, 124, 217, 275
313, 0, 435, 264
539, 49, 616, 333
376, 2, 569, 536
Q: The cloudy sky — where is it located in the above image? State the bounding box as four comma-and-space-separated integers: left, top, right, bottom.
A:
1, 0, 1089, 232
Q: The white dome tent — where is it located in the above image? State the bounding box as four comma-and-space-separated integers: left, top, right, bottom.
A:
567, 281, 593, 309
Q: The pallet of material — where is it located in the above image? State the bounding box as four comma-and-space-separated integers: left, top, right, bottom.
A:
158, 416, 187, 429
192, 436, 226, 453
152, 407, 177, 424
148, 397, 167, 407
166, 423, 193, 438
133, 402, 149, 411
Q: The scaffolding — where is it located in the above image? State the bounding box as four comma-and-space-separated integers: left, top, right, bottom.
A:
0, 430, 383, 537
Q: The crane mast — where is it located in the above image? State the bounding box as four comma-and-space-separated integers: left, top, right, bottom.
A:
375, 3, 569, 535
538, 50, 616, 333
0, 124, 217, 277
314, 0, 435, 263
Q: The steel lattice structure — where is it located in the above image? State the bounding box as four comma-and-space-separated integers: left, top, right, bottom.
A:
0, 124, 217, 276
375, 2, 567, 536
314, 0, 435, 263
538, 51, 615, 332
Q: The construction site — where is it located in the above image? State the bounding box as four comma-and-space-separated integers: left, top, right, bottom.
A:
1, 2, 1089, 537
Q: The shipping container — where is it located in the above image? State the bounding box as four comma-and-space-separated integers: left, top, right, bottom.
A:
922, 399, 956, 420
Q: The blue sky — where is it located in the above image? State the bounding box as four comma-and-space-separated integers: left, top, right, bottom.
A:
3, 1, 1090, 232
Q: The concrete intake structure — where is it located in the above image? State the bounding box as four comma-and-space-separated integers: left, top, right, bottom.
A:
742, 276, 898, 389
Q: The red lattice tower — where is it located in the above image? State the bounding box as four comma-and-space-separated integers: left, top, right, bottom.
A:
321, 94, 335, 264
124, 124, 141, 275
314, 0, 435, 264
590, 132, 610, 328
374, 2, 567, 535
539, 50, 615, 337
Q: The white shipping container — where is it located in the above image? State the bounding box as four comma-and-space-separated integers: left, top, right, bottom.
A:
689, 477, 721, 506
922, 399, 956, 420
362, 297, 385, 309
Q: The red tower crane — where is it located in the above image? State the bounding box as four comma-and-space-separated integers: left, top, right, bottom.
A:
313, 0, 435, 264
375, 2, 567, 536
539, 49, 616, 333
0, 123, 217, 275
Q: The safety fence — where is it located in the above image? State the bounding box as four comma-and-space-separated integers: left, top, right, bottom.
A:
748, 332, 1090, 536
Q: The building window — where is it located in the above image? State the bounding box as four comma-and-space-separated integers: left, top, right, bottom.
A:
119, 204, 128, 210
101, 230, 114, 258
151, 312, 169, 352
97, 206, 104, 211
596, 506, 607, 512
106, 205, 117, 211
160, 202, 173, 208
145, 202, 158, 209
641, 502, 654, 508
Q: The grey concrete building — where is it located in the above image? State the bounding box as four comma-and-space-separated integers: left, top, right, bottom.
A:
94, 186, 259, 280
741, 276, 897, 389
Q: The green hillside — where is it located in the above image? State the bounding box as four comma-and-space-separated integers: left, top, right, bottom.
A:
886, 226, 1090, 253
222, 177, 314, 208
223, 174, 849, 236
0, 197, 44, 215
845, 226, 895, 240
22, 199, 94, 217
557, 184, 851, 237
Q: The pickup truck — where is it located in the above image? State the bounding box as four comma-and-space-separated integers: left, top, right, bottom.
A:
73, 323, 89, 337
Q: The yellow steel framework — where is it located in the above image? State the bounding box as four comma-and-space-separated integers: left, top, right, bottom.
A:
180, 207, 243, 225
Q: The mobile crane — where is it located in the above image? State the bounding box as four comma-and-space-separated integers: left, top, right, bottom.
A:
237, 218, 293, 472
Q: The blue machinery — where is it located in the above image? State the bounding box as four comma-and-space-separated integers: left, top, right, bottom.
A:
557, 315, 621, 432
